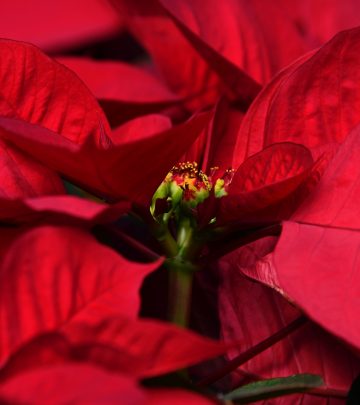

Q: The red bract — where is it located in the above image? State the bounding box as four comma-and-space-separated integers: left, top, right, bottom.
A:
0, 0, 122, 53
114, 0, 321, 111
219, 239, 360, 403
0, 225, 162, 362
0, 363, 216, 404
216, 27, 360, 401
58, 57, 181, 126
0, 39, 210, 204
0, 39, 110, 144
0, 195, 129, 226
257, 125, 360, 349
276, 0, 360, 47
234, 28, 360, 162
0, 138, 64, 198
114, 0, 262, 110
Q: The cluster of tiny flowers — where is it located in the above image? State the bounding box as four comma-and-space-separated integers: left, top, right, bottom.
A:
151, 161, 234, 220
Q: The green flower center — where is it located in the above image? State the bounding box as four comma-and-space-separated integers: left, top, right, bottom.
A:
151, 161, 234, 221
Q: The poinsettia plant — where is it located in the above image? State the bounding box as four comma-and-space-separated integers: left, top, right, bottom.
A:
0, 1, 360, 404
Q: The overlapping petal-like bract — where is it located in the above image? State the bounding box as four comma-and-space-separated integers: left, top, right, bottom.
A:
0, 39, 210, 204
0, 225, 162, 361
0, 0, 122, 52
234, 28, 360, 163
0, 224, 229, 404
218, 26, 360, 402
58, 57, 180, 126
219, 239, 360, 403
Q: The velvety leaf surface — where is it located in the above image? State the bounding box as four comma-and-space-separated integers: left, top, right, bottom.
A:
277, 0, 360, 46
0, 39, 110, 144
235, 27, 360, 161
0, 317, 230, 380
58, 57, 178, 103
182, 97, 244, 171
292, 124, 360, 230
0, 364, 147, 405
158, 0, 306, 85
218, 241, 360, 404
0, 113, 210, 204
219, 143, 315, 223
64, 316, 229, 378
118, 0, 311, 107
115, 0, 222, 110
0, 225, 162, 362
0, 327, 222, 403
0, 0, 122, 52
0, 195, 129, 225
271, 222, 360, 350
58, 57, 181, 125
0, 362, 217, 405
243, 125, 360, 349
0, 139, 64, 198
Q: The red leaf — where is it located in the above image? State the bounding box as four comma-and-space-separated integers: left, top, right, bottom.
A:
0, 226, 162, 362
292, 124, 360, 230
117, 0, 312, 108
249, 125, 360, 349
272, 222, 360, 350
218, 241, 360, 402
0, 362, 217, 404
182, 97, 244, 171
146, 389, 216, 404
0, 195, 129, 225
64, 316, 229, 378
0, 316, 229, 380
0, 327, 221, 404
158, 0, 307, 85
58, 57, 181, 125
219, 143, 314, 223
58, 57, 178, 104
0, 112, 210, 204
0, 0, 122, 52
0, 39, 110, 144
235, 27, 360, 161
0, 139, 64, 198
0, 364, 147, 405
115, 0, 226, 109
276, 0, 360, 46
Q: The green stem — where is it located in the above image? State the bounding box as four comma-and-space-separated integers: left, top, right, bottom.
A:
167, 216, 197, 328
168, 264, 194, 328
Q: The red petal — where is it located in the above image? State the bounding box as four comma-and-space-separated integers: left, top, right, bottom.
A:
0, 364, 147, 405
0, 315, 228, 380
146, 389, 216, 404
253, 125, 360, 349
0, 361, 217, 404
236, 27, 360, 161
0, 39, 110, 144
0, 195, 129, 225
0, 112, 210, 203
272, 221, 360, 350
183, 98, 244, 171
277, 0, 360, 46
64, 316, 229, 378
0, 226, 162, 362
219, 143, 314, 224
118, 0, 311, 107
58, 57, 181, 125
218, 242, 360, 402
0, 139, 64, 198
0, 0, 122, 52
292, 125, 360, 230
58, 57, 178, 104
